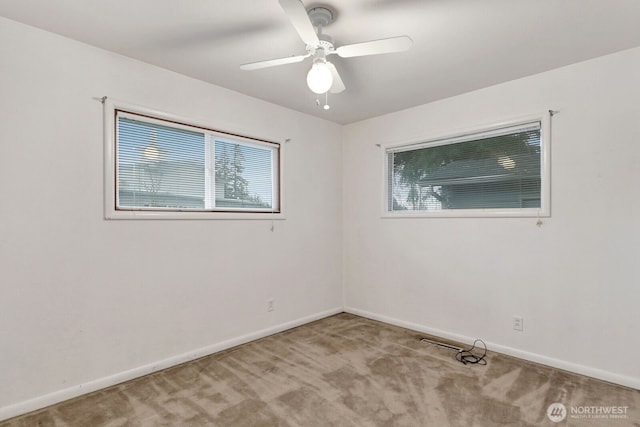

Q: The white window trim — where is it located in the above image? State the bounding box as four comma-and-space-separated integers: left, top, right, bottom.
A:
381, 112, 551, 218
103, 98, 286, 220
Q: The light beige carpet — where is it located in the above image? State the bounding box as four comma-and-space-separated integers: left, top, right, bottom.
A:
2, 313, 638, 426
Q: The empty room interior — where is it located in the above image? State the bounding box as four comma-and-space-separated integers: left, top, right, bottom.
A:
0, 0, 639, 425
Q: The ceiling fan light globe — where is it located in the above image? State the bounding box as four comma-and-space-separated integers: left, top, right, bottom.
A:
307, 62, 334, 94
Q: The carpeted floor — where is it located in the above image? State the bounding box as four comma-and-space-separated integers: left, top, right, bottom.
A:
2, 313, 638, 426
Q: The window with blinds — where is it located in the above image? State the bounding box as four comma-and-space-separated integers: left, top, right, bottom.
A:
386, 119, 549, 216
114, 110, 280, 214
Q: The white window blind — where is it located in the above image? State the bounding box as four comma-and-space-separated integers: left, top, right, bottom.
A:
115, 111, 279, 213
387, 121, 545, 214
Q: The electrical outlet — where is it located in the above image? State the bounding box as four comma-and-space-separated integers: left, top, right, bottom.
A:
267, 299, 275, 312
513, 316, 524, 332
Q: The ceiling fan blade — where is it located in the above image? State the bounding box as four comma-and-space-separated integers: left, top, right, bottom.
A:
326, 62, 345, 94
278, 0, 319, 46
336, 36, 413, 58
240, 54, 308, 71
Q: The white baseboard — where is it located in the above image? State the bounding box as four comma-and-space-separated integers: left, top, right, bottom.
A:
345, 307, 640, 391
0, 307, 343, 422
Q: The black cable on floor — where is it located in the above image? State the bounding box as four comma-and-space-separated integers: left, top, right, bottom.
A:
455, 339, 487, 365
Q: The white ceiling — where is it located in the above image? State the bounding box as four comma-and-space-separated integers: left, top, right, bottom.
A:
1, 0, 640, 124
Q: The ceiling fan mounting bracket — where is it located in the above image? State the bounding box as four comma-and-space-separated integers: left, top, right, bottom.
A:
307, 6, 335, 28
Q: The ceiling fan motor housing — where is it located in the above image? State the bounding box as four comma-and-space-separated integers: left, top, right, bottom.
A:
318, 35, 334, 51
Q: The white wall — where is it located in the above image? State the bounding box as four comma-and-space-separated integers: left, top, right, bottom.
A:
343, 47, 640, 388
0, 17, 342, 417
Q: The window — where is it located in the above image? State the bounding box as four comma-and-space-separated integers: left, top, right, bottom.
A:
104, 100, 281, 219
385, 116, 550, 217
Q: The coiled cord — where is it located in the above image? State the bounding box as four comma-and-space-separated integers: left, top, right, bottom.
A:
455, 339, 487, 365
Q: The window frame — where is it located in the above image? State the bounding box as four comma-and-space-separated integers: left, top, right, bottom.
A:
103, 98, 285, 220
381, 113, 551, 218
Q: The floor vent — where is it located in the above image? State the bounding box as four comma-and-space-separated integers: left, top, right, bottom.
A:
418, 337, 462, 352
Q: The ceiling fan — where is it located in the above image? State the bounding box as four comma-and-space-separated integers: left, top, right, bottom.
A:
240, 0, 413, 108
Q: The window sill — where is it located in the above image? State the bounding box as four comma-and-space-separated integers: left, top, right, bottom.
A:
105, 209, 286, 221
381, 207, 549, 219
